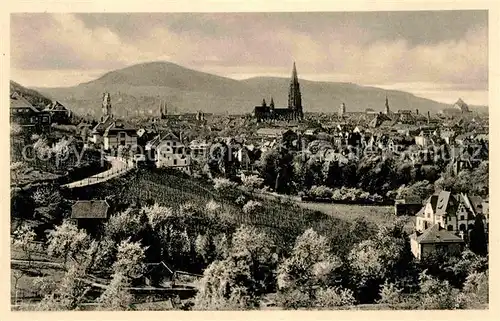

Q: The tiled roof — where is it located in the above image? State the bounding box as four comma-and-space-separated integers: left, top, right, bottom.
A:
71, 200, 109, 219
413, 224, 464, 244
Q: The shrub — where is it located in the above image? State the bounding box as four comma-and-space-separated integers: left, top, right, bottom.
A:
315, 286, 356, 308
242, 200, 263, 215
309, 185, 333, 199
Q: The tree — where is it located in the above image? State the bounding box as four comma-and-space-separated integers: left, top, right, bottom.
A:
377, 281, 403, 305
417, 270, 459, 309
469, 214, 488, 256
194, 225, 277, 310
37, 262, 90, 311
396, 180, 433, 201
347, 219, 415, 303
104, 208, 147, 242
112, 238, 147, 280
259, 146, 294, 194
276, 228, 342, 308
194, 259, 255, 310
455, 271, 488, 308
142, 204, 174, 231
47, 220, 89, 266
96, 272, 134, 311
12, 223, 37, 268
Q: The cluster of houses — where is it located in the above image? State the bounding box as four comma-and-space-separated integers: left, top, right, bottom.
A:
10, 92, 72, 132
409, 191, 488, 260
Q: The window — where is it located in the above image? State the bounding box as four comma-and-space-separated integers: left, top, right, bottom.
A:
42, 116, 49, 123
173, 159, 177, 165
30, 116, 37, 123
459, 224, 466, 231
172, 141, 177, 147
460, 215, 465, 221
166, 141, 171, 146
447, 225, 454, 231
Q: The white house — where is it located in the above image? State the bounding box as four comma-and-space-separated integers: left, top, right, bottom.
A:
146, 132, 191, 171
102, 120, 138, 151
415, 191, 487, 234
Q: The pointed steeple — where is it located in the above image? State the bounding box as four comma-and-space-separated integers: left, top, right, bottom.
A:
288, 62, 303, 118
262, 98, 267, 107
270, 97, 275, 108
384, 95, 390, 114
291, 61, 298, 83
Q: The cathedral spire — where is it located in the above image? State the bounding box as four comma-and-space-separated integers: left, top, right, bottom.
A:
384, 95, 390, 114
291, 61, 298, 83
288, 62, 303, 119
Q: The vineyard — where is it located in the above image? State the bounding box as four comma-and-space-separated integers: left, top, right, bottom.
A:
67, 168, 353, 251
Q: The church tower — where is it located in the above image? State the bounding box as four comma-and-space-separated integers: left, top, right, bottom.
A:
384, 95, 390, 114
102, 92, 112, 118
288, 62, 303, 119
339, 102, 346, 117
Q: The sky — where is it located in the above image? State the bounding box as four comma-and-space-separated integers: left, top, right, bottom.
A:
10, 11, 488, 105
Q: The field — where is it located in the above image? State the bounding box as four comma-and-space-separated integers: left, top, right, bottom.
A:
298, 202, 414, 228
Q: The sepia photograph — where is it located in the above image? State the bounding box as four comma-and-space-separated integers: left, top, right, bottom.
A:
8, 8, 490, 312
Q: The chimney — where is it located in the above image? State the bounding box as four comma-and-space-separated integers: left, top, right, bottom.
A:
416, 109, 419, 115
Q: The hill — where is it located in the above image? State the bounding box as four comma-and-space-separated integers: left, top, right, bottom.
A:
10, 80, 52, 109
31, 61, 480, 117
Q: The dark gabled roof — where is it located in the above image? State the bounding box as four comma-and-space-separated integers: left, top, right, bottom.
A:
71, 200, 110, 219
10, 92, 40, 112
412, 224, 464, 244
45, 101, 69, 112
435, 191, 452, 216
103, 119, 137, 136
92, 115, 114, 134
147, 131, 181, 148
415, 207, 425, 218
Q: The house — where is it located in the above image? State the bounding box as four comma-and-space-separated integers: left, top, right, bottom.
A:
410, 224, 465, 260
146, 132, 191, 172
10, 92, 51, 131
440, 130, 456, 144
71, 200, 110, 219
236, 145, 252, 170
189, 140, 210, 160
71, 200, 110, 230
394, 196, 422, 216
415, 191, 487, 236
90, 115, 114, 146
102, 120, 138, 152
44, 101, 72, 124
415, 131, 437, 147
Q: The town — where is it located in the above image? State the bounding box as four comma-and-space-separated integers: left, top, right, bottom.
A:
9, 11, 489, 312
10, 61, 489, 310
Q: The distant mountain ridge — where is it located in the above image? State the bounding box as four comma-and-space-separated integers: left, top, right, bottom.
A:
20, 61, 486, 117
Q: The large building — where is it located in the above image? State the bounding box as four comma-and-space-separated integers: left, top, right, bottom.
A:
253, 62, 304, 122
